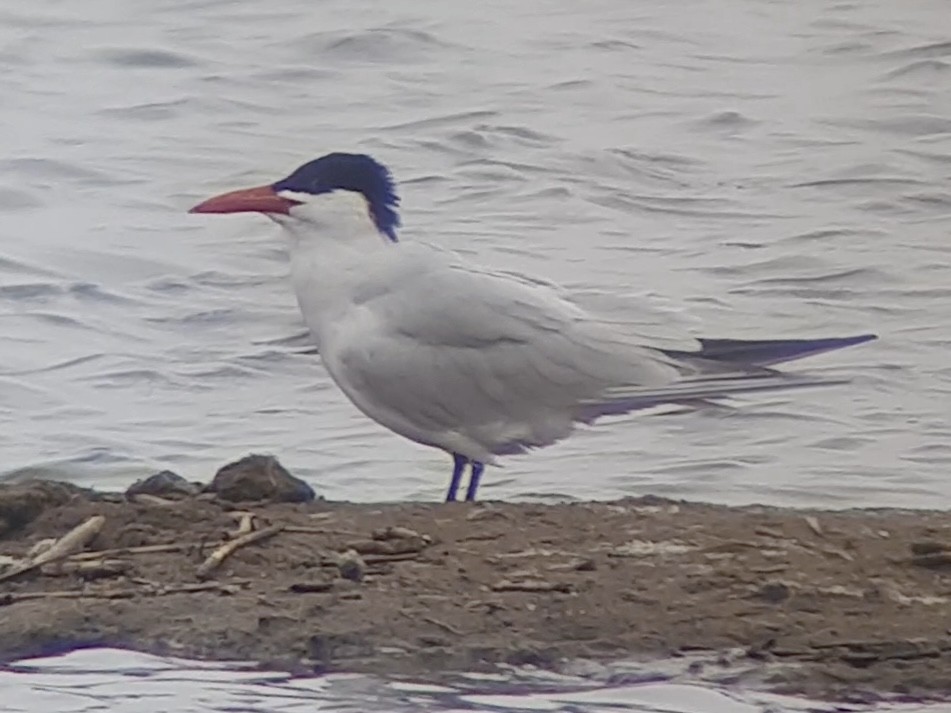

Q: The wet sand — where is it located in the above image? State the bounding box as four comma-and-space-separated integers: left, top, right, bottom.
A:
2, 461, 951, 703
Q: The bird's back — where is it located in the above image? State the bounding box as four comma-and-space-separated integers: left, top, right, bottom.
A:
306, 242, 683, 460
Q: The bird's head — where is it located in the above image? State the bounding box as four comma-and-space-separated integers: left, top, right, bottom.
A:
189, 152, 401, 242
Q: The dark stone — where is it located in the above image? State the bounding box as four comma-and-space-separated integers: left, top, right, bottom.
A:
125, 470, 200, 500
205, 454, 316, 503
909, 540, 949, 556
418, 634, 449, 648
289, 581, 334, 593
307, 632, 373, 663
0, 480, 89, 537
506, 647, 558, 667
336, 551, 366, 583
754, 581, 791, 604
256, 615, 296, 635
308, 634, 332, 662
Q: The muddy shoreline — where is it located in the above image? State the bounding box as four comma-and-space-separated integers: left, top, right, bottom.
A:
2, 462, 951, 703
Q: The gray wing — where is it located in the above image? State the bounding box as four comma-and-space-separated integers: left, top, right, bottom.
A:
492, 267, 702, 351
324, 249, 826, 460
324, 250, 686, 459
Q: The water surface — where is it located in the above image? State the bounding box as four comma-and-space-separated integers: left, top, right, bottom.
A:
1, 650, 942, 713
1, 0, 950, 710
1, 0, 949, 507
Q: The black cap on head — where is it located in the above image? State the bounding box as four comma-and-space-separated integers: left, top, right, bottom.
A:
273, 153, 401, 241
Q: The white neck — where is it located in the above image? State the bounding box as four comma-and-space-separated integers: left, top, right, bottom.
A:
274, 191, 394, 349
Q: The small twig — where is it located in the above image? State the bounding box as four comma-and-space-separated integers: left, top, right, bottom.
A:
67, 543, 200, 561
0, 580, 246, 604
318, 552, 420, 567
491, 579, 574, 594
43, 559, 131, 579
810, 639, 885, 650
129, 577, 158, 587
804, 515, 823, 537
363, 553, 423, 565
0, 516, 105, 583
422, 615, 465, 636
373, 526, 428, 542
196, 524, 284, 579
156, 581, 248, 595
283, 525, 365, 537
128, 494, 177, 507
227, 512, 256, 539
347, 539, 426, 556
749, 564, 789, 574
3, 589, 137, 602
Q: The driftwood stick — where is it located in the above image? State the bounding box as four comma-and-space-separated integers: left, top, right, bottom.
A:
0, 516, 105, 583
33, 516, 105, 566
3, 589, 136, 602
153, 581, 247, 596
67, 543, 200, 561
196, 524, 284, 579
491, 579, 574, 594
228, 512, 256, 539
127, 493, 178, 507
283, 525, 365, 537
1, 580, 246, 604
422, 615, 466, 636
43, 559, 132, 578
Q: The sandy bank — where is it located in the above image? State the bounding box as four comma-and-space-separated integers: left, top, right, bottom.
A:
1, 459, 950, 703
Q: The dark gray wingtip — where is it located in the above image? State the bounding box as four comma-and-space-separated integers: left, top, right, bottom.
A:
665, 333, 878, 367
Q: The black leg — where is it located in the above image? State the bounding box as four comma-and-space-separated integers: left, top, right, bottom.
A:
465, 461, 485, 502
446, 453, 467, 502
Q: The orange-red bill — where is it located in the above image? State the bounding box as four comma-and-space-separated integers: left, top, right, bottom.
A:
188, 185, 302, 215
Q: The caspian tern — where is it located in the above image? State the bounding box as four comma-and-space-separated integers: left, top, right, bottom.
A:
190, 152, 876, 502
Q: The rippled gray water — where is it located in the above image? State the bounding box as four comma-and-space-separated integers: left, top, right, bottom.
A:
1, 650, 943, 713
1, 0, 950, 507
1, 0, 950, 709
